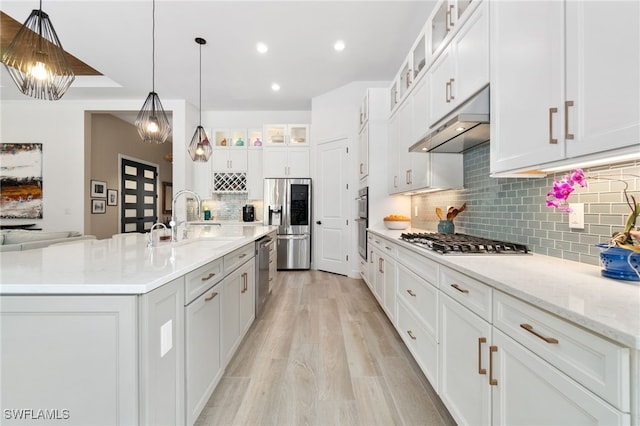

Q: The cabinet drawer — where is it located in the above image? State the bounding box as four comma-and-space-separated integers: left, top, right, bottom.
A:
493, 291, 630, 412
185, 258, 224, 305
397, 297, 438, 387
397, 263, 438, 339
369, 235, 397, 256
439, 266, 492, 322
397, 245, 438, 284
223, 243, 255, 274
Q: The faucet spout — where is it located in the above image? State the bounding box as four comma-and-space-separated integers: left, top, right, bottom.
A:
169, 189, 202, 242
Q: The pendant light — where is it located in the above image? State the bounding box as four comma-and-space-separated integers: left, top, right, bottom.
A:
135, 0, 171, 144
1, 0, 75, 100
187, 37, 212, 162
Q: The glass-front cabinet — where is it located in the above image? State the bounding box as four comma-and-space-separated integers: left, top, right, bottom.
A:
212, 129, 247, 147
263, 124, 309, 146
429, 0, 480, 58
247, 129, 263, 147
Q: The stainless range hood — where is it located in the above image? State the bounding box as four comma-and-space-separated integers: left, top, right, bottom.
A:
409, 86, 490, 153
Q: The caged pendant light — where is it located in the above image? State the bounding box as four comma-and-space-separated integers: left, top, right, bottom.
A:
187, 37, 212, 162
135, 0, 171, 144
1, 0, 75, 100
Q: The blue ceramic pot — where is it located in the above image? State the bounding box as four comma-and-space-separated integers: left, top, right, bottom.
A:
438, 220, 455, 234
596, 244, 640, 282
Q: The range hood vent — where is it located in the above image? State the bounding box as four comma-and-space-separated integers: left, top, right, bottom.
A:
410, 86, 490, 153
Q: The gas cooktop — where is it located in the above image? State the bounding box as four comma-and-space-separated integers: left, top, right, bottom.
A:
400, 232, 530, 255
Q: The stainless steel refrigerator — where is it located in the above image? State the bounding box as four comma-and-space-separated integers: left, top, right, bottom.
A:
263, 178, 311, 270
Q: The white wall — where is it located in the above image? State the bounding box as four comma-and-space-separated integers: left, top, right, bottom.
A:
201, 110, 311, 128
311, 81, 398, 278
1, 99, 188, 234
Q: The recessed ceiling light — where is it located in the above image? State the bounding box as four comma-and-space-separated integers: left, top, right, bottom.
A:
256, 42, 268, 54
334, 40, 345, 51
271, 83, 280, 91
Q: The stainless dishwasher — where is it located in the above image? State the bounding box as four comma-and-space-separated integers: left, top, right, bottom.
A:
255, 235, 274, 317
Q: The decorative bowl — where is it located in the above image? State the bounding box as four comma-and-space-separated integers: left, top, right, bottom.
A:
384, 220, 410, 230
596, 244, 640, 281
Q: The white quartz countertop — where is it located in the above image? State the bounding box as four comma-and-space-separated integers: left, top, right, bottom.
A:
0, 225, 276, 295
369, 227, 640, 349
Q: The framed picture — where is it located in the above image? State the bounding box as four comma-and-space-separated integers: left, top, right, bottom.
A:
91, 199, 106, 214
91, 180, 107, 198
107, 189, 118, 206
162, 181, 173, 214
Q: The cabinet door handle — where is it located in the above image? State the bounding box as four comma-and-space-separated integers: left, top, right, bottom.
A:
549, 107, 558, 144
201, 272, 217, 281
360, 163, 364, 174
445, 8, 451, 33
394, 175, 398, 188
450, 283, 470, 294
448, 5, 455, 29
239, 253, 247, 259
378, 258, 384, 273
406, 289, 417, 297
241, 272, 248, 293
204, 291, 218, 302
407, 330, 417, 340
489, 345, 498, 386
564, 100, 574, 140
520, 323, 559, 344
370, 250, 374, 263
478, 337, 487, 375
445, 80, 451, 103
449, 78, 455, 101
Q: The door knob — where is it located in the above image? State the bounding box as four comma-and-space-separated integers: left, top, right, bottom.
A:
316, 221, 322, 225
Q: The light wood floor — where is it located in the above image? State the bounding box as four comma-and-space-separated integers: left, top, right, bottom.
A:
195, 270, 456, 426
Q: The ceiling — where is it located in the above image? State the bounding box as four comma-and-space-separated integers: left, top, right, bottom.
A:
0, 1, 436, 111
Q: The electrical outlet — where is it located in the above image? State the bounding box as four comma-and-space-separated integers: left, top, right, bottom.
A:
568, 203, 584, 229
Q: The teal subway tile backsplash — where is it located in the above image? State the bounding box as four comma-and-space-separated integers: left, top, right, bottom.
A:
411, 143, 639, 266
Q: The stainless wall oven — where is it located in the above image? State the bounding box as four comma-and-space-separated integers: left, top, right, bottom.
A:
356, 187, 368, 260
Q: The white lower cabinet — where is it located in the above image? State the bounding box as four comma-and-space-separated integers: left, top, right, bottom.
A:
492, 328, 630, 425
185, 283, 222, 426
363, 232, 634, 426
221, 256, 256, 366
439, 292, 492, 425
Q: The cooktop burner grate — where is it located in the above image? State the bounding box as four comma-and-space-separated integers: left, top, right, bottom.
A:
399, 232, 530, 255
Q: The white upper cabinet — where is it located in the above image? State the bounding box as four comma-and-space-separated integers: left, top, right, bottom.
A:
211, 129, 247, 147
212, 148, 247, 172
564, 1, 640, 159
262, 147, 310, 178
429, 0, 489, 126
263, 124, 309, 146
490, 0, 640, 175
429, 0, 481, 59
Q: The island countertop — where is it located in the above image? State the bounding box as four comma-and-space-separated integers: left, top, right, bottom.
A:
0, 225, 277, 295
368, 227, 640, 349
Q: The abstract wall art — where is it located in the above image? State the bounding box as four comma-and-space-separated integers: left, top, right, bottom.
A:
0, 143, 43, 219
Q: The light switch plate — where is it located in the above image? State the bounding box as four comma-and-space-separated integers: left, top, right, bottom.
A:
569, 203, 584, 229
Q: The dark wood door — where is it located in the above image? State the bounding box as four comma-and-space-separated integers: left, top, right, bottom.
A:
120, 158, 157, 233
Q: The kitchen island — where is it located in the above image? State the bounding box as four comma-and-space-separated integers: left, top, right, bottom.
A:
0, 224, 276, 426
366, 227, 640, 426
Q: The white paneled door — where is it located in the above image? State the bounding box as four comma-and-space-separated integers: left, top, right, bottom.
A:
315, 138, 348, 275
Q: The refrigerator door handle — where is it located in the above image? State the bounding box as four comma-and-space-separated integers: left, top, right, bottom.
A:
277, 234, 309, 240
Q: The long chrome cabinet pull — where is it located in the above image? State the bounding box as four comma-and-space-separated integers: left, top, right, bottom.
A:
445, 9, 451, 33
204, 291, 218, 302
201, 272, 216, 281
489, 346, 498, 386
407, 330, 417, 340
520, 323, 559, 344
549, 107, 558, 144
450, 283, 470, 294
448, 5, 455, 29
241, 272, 248, 293
564, 101, 574, 140
478, 337, 487, 375
449, 78, 455, 101
407, 289, 417, 297
445, 80, 451, 103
